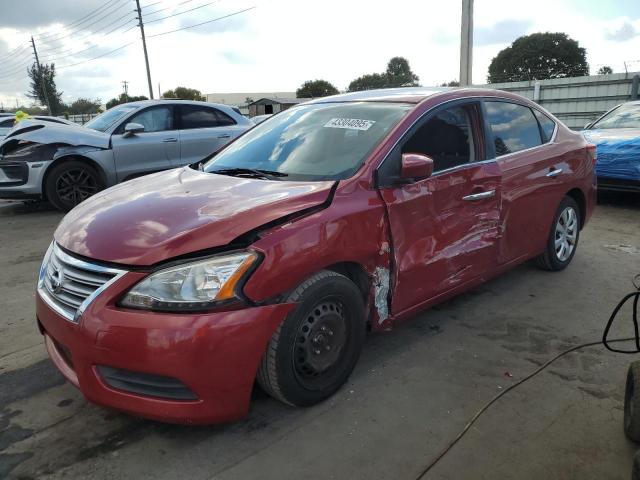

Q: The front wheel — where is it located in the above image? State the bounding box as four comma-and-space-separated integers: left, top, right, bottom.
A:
45, 160, 104, 212
257, 270, 366, 407
535, 196, 580, 271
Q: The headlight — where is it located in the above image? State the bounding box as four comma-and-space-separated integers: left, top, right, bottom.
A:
120, 252, 258, 311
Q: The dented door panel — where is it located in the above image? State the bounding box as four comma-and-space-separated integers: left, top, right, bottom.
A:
380, 161, 502, 316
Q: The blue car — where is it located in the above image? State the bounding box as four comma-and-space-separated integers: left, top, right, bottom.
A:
583, 101, 640, 192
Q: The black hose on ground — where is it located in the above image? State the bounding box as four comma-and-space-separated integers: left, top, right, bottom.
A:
414, 275, 640, 479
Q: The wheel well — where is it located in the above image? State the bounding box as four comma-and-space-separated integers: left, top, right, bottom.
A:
42, 155, 106, 199
566, 188, 586, 230
325, 262, 371, 303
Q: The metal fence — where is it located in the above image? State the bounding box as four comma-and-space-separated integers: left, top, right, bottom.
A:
476, 72, 640, 129
64, 113, 100, 125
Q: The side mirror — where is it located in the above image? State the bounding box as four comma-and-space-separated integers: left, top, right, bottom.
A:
401, 153, 434, 181
123, 122, 145, 137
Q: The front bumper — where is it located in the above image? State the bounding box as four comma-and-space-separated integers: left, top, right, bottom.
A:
0, 160, 51, 198
36, 271, 295, 424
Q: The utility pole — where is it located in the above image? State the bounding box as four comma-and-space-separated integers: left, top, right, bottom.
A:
30, 36, 54, 114
158, 82, 161, 99
134, 0, 154, 99
122, 80, 129, 101
459, 0, 474, 86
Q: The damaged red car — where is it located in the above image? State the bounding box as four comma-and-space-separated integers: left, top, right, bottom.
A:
36, 87, 596, 424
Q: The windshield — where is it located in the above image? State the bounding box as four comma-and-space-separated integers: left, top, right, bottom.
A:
204, 102, 411, 181
85, 104, 139, 132
592, 103, 640, 129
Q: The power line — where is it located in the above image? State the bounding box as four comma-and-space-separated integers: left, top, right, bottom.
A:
144, 0, 221, 25
35, 0, 128, 41
147, 6, 255, 38
0, 44, 31, 63
56, 42, 134, 70
38, 2, 132, 48
143, 0, 196, 17
39, 17, 137, 62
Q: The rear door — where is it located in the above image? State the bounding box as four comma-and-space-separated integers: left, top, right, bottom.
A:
111, 105, 179, 181
483, 100, 565, 264
378, 101, 502, 315
177, 104, 243, 166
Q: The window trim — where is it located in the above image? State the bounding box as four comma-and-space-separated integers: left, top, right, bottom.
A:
113, 105, 176, 135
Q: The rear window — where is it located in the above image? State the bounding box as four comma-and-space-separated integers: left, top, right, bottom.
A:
485, 101, 542, 156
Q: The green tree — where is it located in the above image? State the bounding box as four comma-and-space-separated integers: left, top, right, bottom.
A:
384, 56, 419, 87
348, 73, 388, 92
488, 32, 589, 83
348, 56, 419, 91
105, 93, 148, 110
162, 86, 205, 101
26, 62, 65, 115
68, 97, 102, 115
440, 80, 460, 87
597, 65, 613, 75
296, 79, 339, 98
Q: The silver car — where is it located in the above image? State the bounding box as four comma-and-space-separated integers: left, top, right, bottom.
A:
0, 100, 251, 210
0, 115, 77, 140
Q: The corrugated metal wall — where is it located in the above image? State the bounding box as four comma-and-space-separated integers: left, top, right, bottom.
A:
476, 72, 640, 129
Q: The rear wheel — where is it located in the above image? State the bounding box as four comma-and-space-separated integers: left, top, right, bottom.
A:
257, 270, 366, 407
536, 196, 580, 271
45, 160, 104, 212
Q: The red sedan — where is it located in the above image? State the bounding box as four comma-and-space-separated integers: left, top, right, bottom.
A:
36, 87, 596, 424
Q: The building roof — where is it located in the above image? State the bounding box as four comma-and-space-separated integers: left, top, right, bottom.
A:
249, 97, 310, 106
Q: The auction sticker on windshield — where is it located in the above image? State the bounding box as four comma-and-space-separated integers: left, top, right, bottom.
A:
324, 118, 375, 131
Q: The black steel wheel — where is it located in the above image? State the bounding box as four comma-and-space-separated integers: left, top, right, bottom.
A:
257, 270, 366, 407
45, 160, 104, 212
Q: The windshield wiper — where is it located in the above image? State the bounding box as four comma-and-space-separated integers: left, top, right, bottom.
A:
210, 167, 288, 180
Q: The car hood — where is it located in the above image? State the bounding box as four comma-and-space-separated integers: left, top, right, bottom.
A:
1, 121, 110, 149
55, 167, 335, 266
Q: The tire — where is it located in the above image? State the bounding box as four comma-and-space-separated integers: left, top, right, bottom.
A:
257, 270, 366, 407
625, 362, 640, 442
45, 160, 104, 212
535, 196, 580, 271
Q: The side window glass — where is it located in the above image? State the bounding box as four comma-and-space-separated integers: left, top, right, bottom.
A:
129, 106, 173, 133
401, 106, 474, 172
214, 109, 236, 126
181, 105, 220, 129
533, 109, 556, 143
485, 101, 542, 156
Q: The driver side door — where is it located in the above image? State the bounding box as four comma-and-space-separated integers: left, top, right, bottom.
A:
377, 101, 502, 316
111, 105, 180, 182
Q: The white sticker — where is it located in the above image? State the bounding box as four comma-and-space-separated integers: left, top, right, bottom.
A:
324, 118, 375, 131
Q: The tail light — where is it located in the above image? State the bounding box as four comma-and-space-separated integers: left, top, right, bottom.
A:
586, 144, 597, 166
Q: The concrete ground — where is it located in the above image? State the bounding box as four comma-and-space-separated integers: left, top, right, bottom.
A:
0, 192, 639, 480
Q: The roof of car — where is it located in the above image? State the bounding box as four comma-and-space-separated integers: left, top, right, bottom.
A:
303, 86, 536, 105
123, 99, 233, 108
305, 87, 453, 105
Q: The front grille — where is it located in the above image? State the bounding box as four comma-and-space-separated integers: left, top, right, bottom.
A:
97, 366, 198, 400
38, 243, 126, 323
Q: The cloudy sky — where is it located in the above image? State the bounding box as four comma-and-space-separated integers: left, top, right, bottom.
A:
1, 0, 640, 108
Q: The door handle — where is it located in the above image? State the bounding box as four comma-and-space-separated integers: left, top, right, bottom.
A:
463, 190, 495, 201
217, 133, 232, 139
546, 167, 563, 178
163, 137, 178, 143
